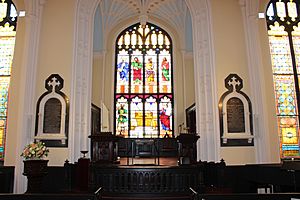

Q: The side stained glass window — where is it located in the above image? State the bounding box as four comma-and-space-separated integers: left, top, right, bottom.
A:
0, 0, 17, 160
266, 0, 300, 159
115, 23, 173, 138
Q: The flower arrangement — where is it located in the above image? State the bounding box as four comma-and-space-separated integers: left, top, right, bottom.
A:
20, 141, 49, 160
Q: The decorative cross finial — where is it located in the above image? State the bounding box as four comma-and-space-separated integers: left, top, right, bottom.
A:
47, 77, 60, 91
228, 76, 240, 92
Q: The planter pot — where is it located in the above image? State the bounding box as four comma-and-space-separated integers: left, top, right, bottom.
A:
23, 159, 49, 193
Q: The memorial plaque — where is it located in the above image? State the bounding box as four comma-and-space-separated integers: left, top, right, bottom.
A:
227, 97, 245, 133
43, 98, 62, 133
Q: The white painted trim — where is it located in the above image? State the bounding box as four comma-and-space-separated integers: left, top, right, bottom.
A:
73, 0, 219, 163
221, 93, 253, 144
185, 0, 219, 162
239, 0, 273, 163
35, 91, 67, 144
184, 51, 194, 59
11, 0, 46, 193
93, 50, 105, 59
70, 0, 100, 162
181, 50, 187, 127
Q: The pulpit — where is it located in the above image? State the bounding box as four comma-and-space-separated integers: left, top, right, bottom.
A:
177, 134, 199, 165
88, 132, 119, 164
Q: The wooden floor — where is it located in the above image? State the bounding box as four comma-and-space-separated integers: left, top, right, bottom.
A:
119, 156, 178, 166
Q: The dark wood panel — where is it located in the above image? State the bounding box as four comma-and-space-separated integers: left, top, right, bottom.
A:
0, 194, 96, 200
117, 138, 178, 157
194, 193, 300, 200
0, 166, 14, 193
89, 164, 204, 195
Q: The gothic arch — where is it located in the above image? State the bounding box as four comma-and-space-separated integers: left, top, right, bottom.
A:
72, 0, 219, 162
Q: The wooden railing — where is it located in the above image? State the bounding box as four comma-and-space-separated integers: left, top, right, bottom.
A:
191, 193, 300, 200
0, 193, 96, 200
90, 164, 204, 194
189, 187, 198, 200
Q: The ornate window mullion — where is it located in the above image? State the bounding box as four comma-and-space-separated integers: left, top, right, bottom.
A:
0, 0, 17, 160
267, 0, 300, 159
287, 31, 300, 125
128, 54, 132, 138
115, 23, 173, 138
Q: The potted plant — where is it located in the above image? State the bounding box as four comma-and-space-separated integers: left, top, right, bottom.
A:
20, 141, 49, 193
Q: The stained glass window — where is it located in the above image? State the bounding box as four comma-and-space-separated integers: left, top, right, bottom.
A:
266, 0, 300, 159
115, 23, 173, 138
0, 0, 17, 160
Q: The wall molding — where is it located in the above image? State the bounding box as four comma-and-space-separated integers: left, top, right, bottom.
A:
70, 0, 99, 162
11, 0, 47, 193
239, 0, 273, 163
185, 0, 219, 161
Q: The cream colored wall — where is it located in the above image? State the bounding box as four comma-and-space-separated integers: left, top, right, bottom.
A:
92, 53, 102, 107
210, 0, 281, 164
221, 147, 256, 165
36, 0, 74, 97
174, 50, 185, 134
210, 0, 256, 164
184, 55, 195, 109
5, 0, 26, 166
6, 0, 77, 167
6, 0, 280, 167
35, 0, 76, 166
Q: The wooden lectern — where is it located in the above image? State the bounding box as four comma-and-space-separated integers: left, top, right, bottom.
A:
88, 132, 119, 164
176, 134, 199, 165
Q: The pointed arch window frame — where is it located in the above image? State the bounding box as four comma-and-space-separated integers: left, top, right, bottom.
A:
114, 22, 174, 138
0, 0, 18, 160
266, 0, 300, 159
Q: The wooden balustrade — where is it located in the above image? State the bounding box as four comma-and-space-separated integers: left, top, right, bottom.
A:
89, 164, 204, 195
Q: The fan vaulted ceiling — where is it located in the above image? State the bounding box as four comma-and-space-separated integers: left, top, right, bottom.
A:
94, 0, 193, 52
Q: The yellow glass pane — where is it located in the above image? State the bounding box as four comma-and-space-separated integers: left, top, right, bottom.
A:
268, 22, 288, 36
158, 32, 163, 45
131, 32, 137, 46
276, 1, 286, 20
165, 37, 170, 46
0, 22, 15, 37
293, 22, 300, 36
138, 26, 143, 36
124, 32, 130, 46
151, 32, 157, 45
287, 1, 297, 21
0, 2, 7, 22
145, 36, 150, 46
281, 127, 298, 144
118, 36, 123, 46
138, 35, 143, 46
144, 25, 150, 36
0, 36, 15, 75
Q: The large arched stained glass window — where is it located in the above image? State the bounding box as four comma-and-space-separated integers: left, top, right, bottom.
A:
114, 23, 173, 138
0, 0, 17, 160
266, 0, 300, 159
